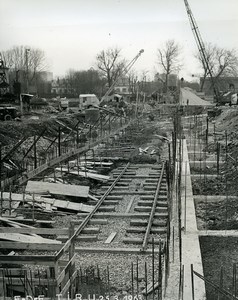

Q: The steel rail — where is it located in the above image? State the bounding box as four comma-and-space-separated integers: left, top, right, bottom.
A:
141, 162, 165, 251
56, 162, 130, 260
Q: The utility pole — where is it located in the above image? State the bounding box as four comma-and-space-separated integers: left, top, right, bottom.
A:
0, 143, 2, 190
25, 48, 30, 93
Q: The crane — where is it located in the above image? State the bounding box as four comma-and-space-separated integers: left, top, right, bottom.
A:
0, 53, 9, 95
100, 49, 144, 103
183, 0, 221, 103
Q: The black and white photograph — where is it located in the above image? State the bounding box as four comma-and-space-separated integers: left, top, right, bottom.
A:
0, 0, 238, 299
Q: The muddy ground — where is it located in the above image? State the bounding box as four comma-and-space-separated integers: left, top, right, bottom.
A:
195, 198, 238, 230
200, 236, 238, 300
192, 177, 238, 196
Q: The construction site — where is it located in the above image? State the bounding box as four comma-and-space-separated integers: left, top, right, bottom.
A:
0, 1, 238, 300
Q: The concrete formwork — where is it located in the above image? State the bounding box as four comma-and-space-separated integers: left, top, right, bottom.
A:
181, 139, 206, 299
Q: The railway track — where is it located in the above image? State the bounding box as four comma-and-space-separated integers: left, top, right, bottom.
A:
56, 162, 168, 252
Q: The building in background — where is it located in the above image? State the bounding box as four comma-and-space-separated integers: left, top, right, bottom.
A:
201, 77, 238, 95
114, 77, 130, 94
51, 78, 77, 98
155, 73, 178, 93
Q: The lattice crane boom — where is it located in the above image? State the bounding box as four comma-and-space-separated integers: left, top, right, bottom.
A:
101, 49, 144, 102
183, 0, 220, 101
0, 53, 9, 95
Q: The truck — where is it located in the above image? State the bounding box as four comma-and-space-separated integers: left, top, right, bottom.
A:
66, 94, 100, 113
79, 94, 100, 110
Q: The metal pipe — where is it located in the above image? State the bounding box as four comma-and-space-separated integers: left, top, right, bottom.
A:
152, 238, 155, 300
145, 262, 148, 300
131, 262, 134, 299
191, 264, 195, 300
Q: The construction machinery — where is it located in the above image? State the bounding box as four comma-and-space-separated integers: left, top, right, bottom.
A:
183, 0, 234, 105
100, 49, 144, 104
0, 53, 9, 96
0, 106, 19, 121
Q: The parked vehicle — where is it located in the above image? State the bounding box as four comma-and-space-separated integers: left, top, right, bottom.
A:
79, 94, 100, 110
0, 106, 18, 121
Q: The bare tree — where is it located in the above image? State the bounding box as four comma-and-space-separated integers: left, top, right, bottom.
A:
157, 40, 182, 92
2, 45, 47, 92
28, 48, 47, 83
195, 43, 238, 91
96, 48, 126, 88
65, 68, 106, 96
128, 70, 138, 96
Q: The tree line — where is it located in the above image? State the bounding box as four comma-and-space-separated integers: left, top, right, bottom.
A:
2, 40, 238, 97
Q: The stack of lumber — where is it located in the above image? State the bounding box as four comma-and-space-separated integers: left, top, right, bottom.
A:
0, 217, 62, 247
1, 191, 94, 213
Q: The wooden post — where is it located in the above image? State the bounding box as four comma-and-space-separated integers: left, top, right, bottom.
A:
23, 189, 25, 206
69, 222, 75, 297
58, 126, 61, 157
205, 116, 209, 146
69, 222, 75, 260
108, 115, 111, 133
9, 187, 12, 216
100, 115, 103, 137
217, 267, 223, 300
77, 155, 80, 175
54, 260, 60, 294
0, 191, 3, 216
54, 167, 56, 183
89, 125, 92, 144
191, 264, 195, 300
34, 135, 37, 169
32, 193, 35, 222
214, 123, 216, 145
217, 142, 220, 175
0, 143, 2, 190
76, 124, 79, 147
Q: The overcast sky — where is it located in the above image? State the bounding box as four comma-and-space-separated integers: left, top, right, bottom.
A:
1, 0, 238, 81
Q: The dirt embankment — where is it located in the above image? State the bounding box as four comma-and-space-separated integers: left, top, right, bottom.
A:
208, 108, 238, 196
200, 236, 238, 300
0, 113, 79, 146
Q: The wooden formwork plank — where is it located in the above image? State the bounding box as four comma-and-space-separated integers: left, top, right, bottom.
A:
0, 242, 63, 251
57, 254, 77, 285
60, 270, 78, 296
130, 219, 167, 226
126, 227, 167, 234
0, 227, 68, 235
97, 206, 115, 212
0, 277, 56, 285
26, 181, 89, 198
5, 218, 55, 225
105, 196, 123, 200
57, 235, 98, 242
134, 206, 167, 213
73, 219, 108, 225
123, 237, 164, 245
56, 167, 110, 182
137, 201, 167, 207
105, 232, 117, 244
126, 196, 136, 213
0, 255, 56, 266
0, 233, 61, 244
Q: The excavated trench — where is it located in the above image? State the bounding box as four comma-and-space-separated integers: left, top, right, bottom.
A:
187, 117, 238, 300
